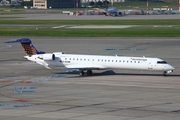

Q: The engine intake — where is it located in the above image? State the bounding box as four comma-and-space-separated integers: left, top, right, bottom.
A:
42, 54, 55, 60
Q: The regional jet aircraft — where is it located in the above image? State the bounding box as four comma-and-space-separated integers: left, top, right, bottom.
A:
6, 38, 175, 76
104, 7, 124, 16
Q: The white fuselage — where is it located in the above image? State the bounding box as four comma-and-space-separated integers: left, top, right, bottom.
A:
26, 52, 175, 73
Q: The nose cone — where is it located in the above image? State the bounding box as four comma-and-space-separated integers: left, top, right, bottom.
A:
165, 64, 175, 73
168, 64, 175, 70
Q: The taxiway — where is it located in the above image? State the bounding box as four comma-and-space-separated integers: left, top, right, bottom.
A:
0, 37, 180, 120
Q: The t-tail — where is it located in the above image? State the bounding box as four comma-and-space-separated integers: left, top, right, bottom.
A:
5, 38, 45, 56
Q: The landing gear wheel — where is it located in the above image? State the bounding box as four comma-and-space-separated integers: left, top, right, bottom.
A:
163, 71, 167, 76
79, 71, 85, 76
87, 70, 92, 76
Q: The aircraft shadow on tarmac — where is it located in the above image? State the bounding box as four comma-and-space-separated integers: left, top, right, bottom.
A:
54, 70, 180, 77
0, 59, 27, 62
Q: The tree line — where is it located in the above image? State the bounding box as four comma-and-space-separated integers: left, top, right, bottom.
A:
89, 0, 110, 8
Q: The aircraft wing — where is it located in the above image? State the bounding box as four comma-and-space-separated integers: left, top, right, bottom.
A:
65, 64, 104, 70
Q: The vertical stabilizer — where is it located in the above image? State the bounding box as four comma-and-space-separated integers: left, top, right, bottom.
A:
5, 38, 45, 56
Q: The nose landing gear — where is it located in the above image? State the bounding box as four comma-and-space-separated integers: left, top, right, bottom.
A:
163, 71, 167, 76
163, 70, 173, 76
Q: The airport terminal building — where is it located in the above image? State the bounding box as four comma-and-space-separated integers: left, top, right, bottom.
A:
81, 0, 125, 3
33, 0, 81, 9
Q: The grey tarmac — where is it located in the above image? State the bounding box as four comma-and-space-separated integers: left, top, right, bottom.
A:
1, 13, 180, 20
0, 37, 180, 120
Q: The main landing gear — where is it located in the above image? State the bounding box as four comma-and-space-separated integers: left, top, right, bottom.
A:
79, 70, 92, 76
79, 71, 85, 76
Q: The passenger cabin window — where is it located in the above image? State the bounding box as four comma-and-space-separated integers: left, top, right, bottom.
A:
157, 61, 167, 64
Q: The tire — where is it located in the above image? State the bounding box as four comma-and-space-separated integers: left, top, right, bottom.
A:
79, 71, 85, 76
87, 70, 92, 75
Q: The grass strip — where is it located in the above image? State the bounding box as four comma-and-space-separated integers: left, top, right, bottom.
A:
0, 20, 180, 25
0, 28, 179, 37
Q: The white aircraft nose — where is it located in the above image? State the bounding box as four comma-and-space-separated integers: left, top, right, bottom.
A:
168, 64, 175, 70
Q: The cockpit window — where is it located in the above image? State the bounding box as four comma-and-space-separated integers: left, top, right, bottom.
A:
157, 61, 167, 64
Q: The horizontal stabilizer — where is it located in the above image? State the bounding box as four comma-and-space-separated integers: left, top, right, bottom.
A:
5, 38, 32, 44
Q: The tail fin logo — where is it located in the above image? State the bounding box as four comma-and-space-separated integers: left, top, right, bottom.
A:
5, 38, 45, 56
21, 43, 37, 56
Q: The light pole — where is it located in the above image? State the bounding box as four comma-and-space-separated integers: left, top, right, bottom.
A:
146, 0, 149, 15
179, 0, 180, 13
76, 0, 78, 15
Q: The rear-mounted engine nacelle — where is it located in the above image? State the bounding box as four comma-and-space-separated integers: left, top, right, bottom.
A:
42, 54, 55, 60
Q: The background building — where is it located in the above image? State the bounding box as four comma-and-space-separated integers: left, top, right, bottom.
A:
33, 0, 47, 9
0, 0, 10, 5
81, 0, 125, 3
33, 0, 81, 9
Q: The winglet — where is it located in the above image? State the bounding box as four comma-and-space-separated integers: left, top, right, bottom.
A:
5, 38, 45, 56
